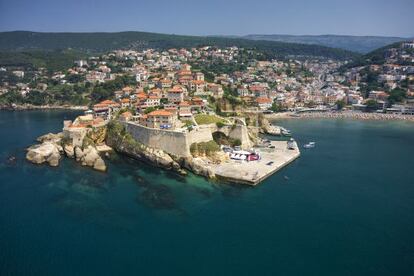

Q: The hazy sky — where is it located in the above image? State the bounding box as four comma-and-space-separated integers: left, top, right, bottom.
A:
0, 0, 413, 37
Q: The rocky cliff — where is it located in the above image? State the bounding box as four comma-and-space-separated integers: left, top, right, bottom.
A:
106, 121, 182, 172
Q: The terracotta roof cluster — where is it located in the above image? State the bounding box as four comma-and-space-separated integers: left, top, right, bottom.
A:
178, 70, 192, 76
256, 97, 272, 104
192, 80, 205, 85
250, 85, 267, 92
147, 110, 173, 117
168, 86, 183, 93
93, 99, 120, 109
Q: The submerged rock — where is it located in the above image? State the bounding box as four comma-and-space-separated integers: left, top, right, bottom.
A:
138, 184, 177, 210
6, 155, 17, 165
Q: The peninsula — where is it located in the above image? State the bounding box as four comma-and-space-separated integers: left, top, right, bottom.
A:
26, 105, 300, 185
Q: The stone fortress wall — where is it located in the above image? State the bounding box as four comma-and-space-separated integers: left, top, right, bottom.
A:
124, 121, 252, 157
124, 122, 211, 157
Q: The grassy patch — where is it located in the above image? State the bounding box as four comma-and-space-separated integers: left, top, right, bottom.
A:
194, 114, 226, 125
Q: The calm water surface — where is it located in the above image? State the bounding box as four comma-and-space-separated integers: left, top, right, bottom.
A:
0, 110, 413, 275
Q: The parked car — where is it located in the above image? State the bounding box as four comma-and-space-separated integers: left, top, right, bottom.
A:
221, 146, 233, 153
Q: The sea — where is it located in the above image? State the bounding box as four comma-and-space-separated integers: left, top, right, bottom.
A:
0, 110, 413, 275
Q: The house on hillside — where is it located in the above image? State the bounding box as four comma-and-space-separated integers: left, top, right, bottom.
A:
139, 110, 176, 129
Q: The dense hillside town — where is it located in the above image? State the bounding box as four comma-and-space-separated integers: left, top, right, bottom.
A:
1, 42, 414, 118
339, 41, 414, 114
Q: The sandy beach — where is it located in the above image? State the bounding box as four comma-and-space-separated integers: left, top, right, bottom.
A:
265, 111, 414, 122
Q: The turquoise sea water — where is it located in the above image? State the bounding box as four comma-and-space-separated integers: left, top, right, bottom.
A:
0, 110, 414, 275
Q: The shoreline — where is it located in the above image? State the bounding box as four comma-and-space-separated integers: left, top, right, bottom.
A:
0, 104, 88, 111
3, 105, 413, 122
265, 111, 414, 122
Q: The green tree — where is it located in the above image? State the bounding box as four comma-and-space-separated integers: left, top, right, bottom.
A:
335, 99, 346, 110
144, 106, 157, 114
365, 99, 379, 111
388, 88, 406, 104
271, 102, 283, 112
216, 121, 225, 128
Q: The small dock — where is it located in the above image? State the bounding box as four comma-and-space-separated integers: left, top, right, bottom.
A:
212, 141, 300, 185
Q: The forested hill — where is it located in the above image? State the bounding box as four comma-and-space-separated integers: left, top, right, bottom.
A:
0, 31, 358, 60
240, 34, 408, 53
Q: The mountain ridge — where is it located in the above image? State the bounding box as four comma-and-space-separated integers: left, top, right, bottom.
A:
236, 34, 410, 53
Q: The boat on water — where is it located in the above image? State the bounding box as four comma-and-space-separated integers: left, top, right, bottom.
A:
280, 127, 292, 137
303, 142, 316, 149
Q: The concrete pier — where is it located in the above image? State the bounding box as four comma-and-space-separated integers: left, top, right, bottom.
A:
212, 141, 300, 185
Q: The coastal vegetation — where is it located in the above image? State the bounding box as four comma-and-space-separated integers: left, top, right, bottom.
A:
388, 88, 407, 104
212, 132, 241, 147
90, 75, 137, 103
0, 87, 89, 106
190, 141, 220, 157
106, 121, 145, 152
0, 75, 137, 107
0, 49, 89, 71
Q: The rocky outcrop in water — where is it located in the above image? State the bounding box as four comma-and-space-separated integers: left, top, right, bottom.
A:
36, 132, 64, 143
26, 132, 64, 166
180, 156, 215, 179
28, 121, 223, 179
26, 142, 61, 167
64, 144, 75, 158
26, 131, 107, 172
74, 145, 107, 172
